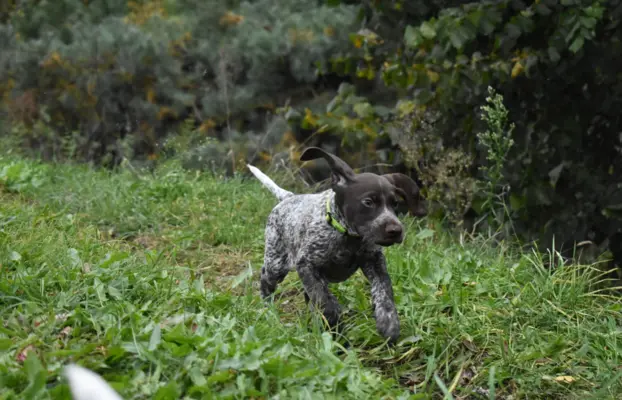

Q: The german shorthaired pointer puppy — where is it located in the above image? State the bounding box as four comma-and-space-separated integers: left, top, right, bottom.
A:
247, 147, 426, 343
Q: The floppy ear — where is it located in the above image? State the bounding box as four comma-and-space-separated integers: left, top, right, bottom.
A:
300, 147, 356, 188
383, 173, 427, 218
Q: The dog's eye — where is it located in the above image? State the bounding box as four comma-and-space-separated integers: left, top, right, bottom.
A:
362, 198, 374, 208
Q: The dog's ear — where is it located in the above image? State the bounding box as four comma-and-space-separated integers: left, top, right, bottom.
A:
383, 173, 427, 217
300, 147, 356, 188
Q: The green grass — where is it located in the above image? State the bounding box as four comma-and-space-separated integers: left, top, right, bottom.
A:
0, 155, 621, 399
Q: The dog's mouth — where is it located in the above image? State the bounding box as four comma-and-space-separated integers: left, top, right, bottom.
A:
375, 236, 404, 247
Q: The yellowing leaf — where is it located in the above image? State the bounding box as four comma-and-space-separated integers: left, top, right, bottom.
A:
198, 119, 216, 133
426, 70, 440, 83
302, 108, 318, 128
281, 131, 296, 145
126, 0, 166, 25
511, 61, 524, 78
146, 88, 156, 103
220, 11, 244, 26
554, 375, 576, 384
340, 116, 356, 130
363, 126, 377, 137
324, 26, 335, 37
157, 107, 177, 120
396, 100, 416, 117
289, 29, 314, 45
259, 152, 272, 162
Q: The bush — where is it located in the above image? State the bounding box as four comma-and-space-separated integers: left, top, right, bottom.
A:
3, 0, 622, 270
285, 0, 622, 267
0, 0, 359, 165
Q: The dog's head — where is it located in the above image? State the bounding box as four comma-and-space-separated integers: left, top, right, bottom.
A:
300, 147, 425, 247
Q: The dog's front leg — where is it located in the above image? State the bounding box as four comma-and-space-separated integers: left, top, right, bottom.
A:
296, 259, 341, 329
360, 251, 400, 344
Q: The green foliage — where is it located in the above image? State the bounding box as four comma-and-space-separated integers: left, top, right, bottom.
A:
1, 154, 621, 398
288, 0, 622, 262
3, 0, 622, 396
0, 159, 47, 193
474, 86, 515, 234
3, 0, 622, 265
477, 87, 515, 189
7, 0, 128, 41
0, 0, 359, 165
384, 105, 478, 226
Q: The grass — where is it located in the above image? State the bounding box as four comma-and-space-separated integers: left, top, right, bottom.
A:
0, 154, 621, 400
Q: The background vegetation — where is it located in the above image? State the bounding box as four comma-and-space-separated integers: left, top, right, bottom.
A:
3, 0, 621, 271
1, 0, 622, 398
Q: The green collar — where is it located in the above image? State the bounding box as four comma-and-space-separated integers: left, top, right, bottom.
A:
325, 196, 359, 237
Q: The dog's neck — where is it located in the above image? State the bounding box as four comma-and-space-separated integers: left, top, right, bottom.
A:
326, 191, 359, 237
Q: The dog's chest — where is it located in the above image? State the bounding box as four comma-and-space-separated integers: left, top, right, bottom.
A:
320, 245, 363, 283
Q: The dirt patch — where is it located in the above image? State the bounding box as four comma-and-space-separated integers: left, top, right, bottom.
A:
132, 233, 169, 250
190, 246, 257, 293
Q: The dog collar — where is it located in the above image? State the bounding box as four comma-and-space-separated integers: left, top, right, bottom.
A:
325, 196, 359, 237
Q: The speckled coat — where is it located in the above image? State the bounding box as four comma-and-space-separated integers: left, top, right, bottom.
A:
248, 164, 401, 343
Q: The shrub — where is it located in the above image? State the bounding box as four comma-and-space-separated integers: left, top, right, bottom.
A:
285, 0, 622, 266
0, 0, 360, 165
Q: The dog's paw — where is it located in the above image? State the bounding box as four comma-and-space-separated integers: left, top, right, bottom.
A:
375, 310, 400, 344
259, 282, 277, 301
322, 302, 342, 329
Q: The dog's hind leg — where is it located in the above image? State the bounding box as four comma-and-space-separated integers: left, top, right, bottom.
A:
260, 255, 289, 299
260, 225, 290, 299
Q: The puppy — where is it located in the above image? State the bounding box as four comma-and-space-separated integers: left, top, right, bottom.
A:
248, 147, 426, 343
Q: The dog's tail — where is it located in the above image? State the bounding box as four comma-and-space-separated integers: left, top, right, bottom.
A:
247, 164, 293, 202
64, 364, 123, 400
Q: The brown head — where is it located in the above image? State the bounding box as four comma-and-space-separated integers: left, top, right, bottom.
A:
300, 147, 424, 246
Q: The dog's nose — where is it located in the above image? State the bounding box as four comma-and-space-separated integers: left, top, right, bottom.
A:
385, 224, 403, 238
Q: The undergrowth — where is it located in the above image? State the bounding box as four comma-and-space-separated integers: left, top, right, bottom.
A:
0, 154, 621, 399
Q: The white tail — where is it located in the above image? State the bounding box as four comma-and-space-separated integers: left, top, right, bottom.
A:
247, 164, 293, 202
64, 364, 123, 400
